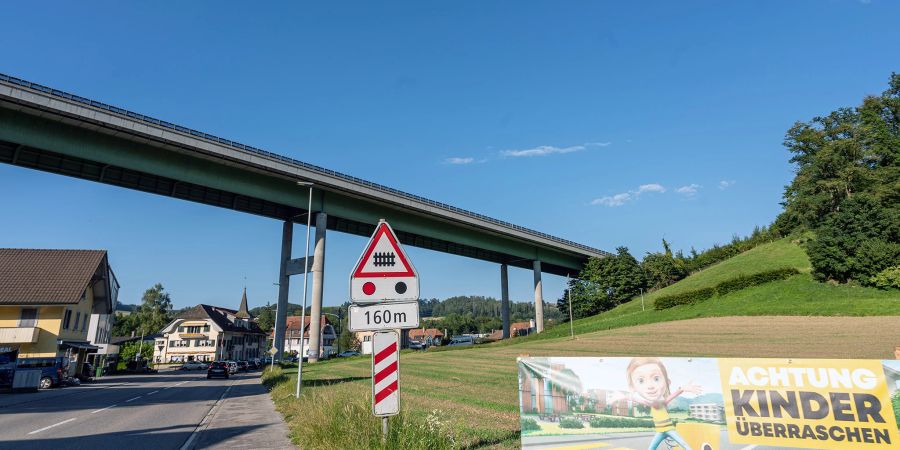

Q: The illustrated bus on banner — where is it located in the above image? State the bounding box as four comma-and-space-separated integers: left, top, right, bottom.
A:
518, 357, 900, 450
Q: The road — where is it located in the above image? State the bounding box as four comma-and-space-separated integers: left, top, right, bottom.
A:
0, 369, 256, 450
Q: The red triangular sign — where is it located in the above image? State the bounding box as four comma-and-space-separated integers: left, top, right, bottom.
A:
352, 222, 415, 278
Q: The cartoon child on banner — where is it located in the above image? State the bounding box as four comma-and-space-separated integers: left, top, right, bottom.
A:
627, 357, 702, 450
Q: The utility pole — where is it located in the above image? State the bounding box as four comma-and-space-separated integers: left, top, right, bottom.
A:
296, 182, 313, 398
640, 288, 645, 312
567, 275, 574, 340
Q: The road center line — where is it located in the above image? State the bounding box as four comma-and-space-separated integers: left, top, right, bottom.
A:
124, 396, 142, 403
147, 390, 159, 395
91, 404, 117, 414
28, 418, 76, 435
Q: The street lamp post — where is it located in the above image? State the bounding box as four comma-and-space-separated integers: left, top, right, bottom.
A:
296, 182, 314, 399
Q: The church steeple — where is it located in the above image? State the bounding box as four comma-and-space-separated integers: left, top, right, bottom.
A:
235, 287, 251, 319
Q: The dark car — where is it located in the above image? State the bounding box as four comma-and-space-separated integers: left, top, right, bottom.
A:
16, 357, 69, 389
207, 361, 229, 379
246, 360, 259, 371
236, 361, 249, 372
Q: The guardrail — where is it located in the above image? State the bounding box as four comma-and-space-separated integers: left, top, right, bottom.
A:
0, 73, 609, 257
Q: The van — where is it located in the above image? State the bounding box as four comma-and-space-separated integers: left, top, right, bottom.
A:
447, 336, 475, 347
16, 357, 70, 389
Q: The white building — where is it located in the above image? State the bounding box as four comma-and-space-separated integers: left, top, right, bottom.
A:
689, 403, 725, 422
154, 289, 267, 363
273, 315, 338, 359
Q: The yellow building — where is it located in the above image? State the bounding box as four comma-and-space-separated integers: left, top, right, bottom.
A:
0, 249, 118, 374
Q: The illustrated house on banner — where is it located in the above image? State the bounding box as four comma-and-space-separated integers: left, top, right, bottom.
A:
519, 359, 583, 415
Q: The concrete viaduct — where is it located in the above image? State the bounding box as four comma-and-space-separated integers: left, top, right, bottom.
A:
0, 73, 610, 361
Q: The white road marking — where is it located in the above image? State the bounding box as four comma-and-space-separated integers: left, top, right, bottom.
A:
147, 390, 159, 395
739, 446, 758, 450
124, 396, 142, 403
28, 418, 76, 435
91, 404, 117, 414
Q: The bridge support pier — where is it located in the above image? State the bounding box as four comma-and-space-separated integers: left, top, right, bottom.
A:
308, 212, 327, 363
533, 260, 544, 333
274, 220, 293, 361
501, 264, 510, 339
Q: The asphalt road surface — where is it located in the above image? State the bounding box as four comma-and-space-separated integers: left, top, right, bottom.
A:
0, 369, 256, 450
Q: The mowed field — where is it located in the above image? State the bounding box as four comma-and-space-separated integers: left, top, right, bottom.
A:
268, 315, 900, 449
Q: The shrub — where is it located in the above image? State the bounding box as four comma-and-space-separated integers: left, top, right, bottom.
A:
520, 418, 541, 432
654, 288, 715, 310
559, 418, 584, 429
871, 266, 900, 290
589, 415, 654, 428
715, 268, 800, 296
654, 268, 800, 310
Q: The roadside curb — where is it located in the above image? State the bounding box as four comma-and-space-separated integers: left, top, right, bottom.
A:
179, 379, 236, 450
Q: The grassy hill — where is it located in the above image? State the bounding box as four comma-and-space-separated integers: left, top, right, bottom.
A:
532, 237, 898, 340
262, 237, 899, 449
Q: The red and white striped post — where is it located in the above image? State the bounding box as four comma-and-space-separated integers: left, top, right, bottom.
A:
372, 331, 400, 417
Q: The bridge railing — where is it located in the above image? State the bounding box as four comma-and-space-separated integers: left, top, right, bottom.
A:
0, 73, 609, 257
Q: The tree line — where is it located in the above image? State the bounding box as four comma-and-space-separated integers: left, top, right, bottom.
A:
775, 73, 899, 288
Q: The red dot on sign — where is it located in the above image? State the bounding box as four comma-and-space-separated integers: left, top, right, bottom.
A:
363, 282, 376, 295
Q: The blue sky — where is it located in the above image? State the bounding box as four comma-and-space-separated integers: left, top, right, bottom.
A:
1, 1, 898, 310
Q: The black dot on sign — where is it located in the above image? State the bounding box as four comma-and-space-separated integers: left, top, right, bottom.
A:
394, 282, 407, 294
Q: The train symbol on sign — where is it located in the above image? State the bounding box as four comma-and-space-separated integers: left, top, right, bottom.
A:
350, 220, 419, 303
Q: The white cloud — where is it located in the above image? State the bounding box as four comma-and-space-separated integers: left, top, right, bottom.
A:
676, 184, 701, 196
444, 157, 475, 165
500, 141, 611, 158
591, 182, 666, 207
637, 183, 666, 194
718, 180, 736, 190
591, 193, 632, 207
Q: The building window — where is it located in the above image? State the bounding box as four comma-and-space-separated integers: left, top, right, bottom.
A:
196, 340, 214, 347
74, 312, 81, 331
203, 325, 210, 332
82, 315, 88, 332
19, 308, 38, 327
170, 340, 190, 347
63, 309, 72, 329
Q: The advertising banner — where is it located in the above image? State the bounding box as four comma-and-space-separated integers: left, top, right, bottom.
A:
518, 357, 900, 450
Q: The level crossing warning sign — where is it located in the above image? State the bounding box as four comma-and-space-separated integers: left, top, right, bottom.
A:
350, 220, 419, 303
371, 331, 400, 417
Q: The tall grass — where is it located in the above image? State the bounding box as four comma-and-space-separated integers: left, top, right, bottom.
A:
263, 366, 459, 450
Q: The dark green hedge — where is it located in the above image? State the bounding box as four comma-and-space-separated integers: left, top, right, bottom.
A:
559, 418, 584, 429
654, 287, 715, 310
589, 415, 655, 428
654, 268, 800, 310
520, 418, 541, 431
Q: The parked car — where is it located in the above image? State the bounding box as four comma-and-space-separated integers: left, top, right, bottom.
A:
180, 361, 208, 371
408, 341, 425, 350
246, 360, 259, 371
225, 361, 238, 374
337, 351, 360, 358
236, 361, 249, 372
16, 356, 69, 389
447, 336, 475, 347
207, 361, 229, 379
